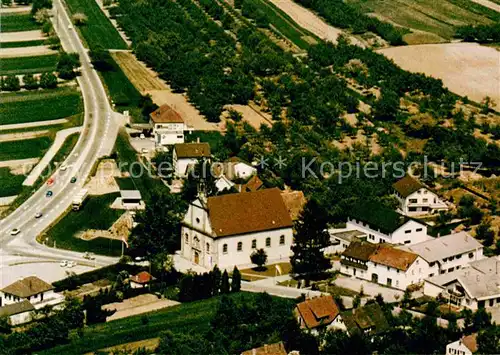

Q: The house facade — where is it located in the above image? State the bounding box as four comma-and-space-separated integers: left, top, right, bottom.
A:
347, 202, 429, 245
0, 300, 35, 326
173, 142, 211, 177
341, 241, 430, 290
181, 188, 294, 270
322, 229, 366, 255
393, 175, 448, 216
295, 295, 342, 336
150, 104, 186, 146
446, 334, 478, 355
0, 276, 57, 308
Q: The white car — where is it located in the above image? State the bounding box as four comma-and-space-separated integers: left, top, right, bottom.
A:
67, 261, 76, 268
35, 212, 43, 218
68, 25, 73, 30
60, 260, 68, 267
10, 228, 20, 236
60, 164, 68, 171
140, 134, 146, 139
141, 148, 149, 154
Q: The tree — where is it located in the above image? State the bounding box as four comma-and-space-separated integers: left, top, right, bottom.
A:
34, 8, 50, 24
178, 274, 195, 302
476, 222, 494, 246
290, 198, 331, 279
23, 73, 39, 90
478, 326, 500, 354
250, 248, 267, 270
353, 294, 361, 308
181, 159, 217, 202
57, 52, 81, 79
212, 265, 222, 296
72, 12, 88, 25
0, 316, 11, 334
221, 270, 230, 294
231, 266, 241, 292
2, 75, 20, 91
31, 0, 52, 16
1, 0, 13, 6
39, 72, 58, 89
57, 297, 84, 330
157, 330, 211, 355
373, 89, 400, 121
129, 187, 185, 257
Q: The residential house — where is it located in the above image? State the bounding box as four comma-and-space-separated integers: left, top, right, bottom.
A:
341, 241, 431, 290
241, 342, 287, 355
331, 303, 389, 336
323, 230, 366, 255
0, 300, 35, 326
173, 142, 211, 177
129, 271, 156, 289
423, 257, 500, 310
399, 232, 484, 277
214, 157, 258, 193
236, 175, 264, 193
347, 201, 430, 245
295, 295, 342, 335
119, 190, 144, 210
446, 333, 478, 355
0, 276, 60, 309
181, 188, 293, 269
393, 175, 448, 216
150, 104, 187, 146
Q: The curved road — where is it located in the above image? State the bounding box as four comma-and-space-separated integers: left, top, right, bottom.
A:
0, 0, 118, 267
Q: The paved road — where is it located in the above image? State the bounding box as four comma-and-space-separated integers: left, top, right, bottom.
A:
0, 0, 118, 268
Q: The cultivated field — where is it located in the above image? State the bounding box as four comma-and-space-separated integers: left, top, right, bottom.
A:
379, 43, 500, 105
1, 13, 40, 32
0, 88, 83, 125
0, 167, 26, 197
0, 54, 58, 75
348, 0, 498, 42
65, 0, 128, 49
0, 136, 53, 161
0, 39, 46, 48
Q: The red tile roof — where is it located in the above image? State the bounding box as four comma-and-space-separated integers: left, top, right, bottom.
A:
130, 271, 155, 284
369, 244, 418, 271
296, 295, 340, 329
207, 188, 293, 237
150, 104, 184, 124
1, 276, 53, 298
461, 333, 478, 353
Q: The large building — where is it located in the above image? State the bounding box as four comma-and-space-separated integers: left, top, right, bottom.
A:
399, 231, 484, 277
347, 201, 430, 245
180, 188, 294, 269
393, 175, 448, 216
173, 142, 211, 177
150, 104, 187, 146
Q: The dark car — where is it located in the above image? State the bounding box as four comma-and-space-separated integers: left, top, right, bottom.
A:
70, 177, 77, 183
46, 190, 53, 197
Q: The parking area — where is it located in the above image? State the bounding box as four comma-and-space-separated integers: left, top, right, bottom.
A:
333, 274, 404, 303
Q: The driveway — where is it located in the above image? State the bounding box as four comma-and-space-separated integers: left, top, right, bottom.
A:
334, 274, 404, 303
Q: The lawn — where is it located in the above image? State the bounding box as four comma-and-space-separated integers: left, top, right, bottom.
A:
43, 193, 124, 256
0, 39, 46, 48
0, 167, 25, 197
0, 136, 53, 160
1, 13, 40, 32
0, 54, 58, 75
0, 88, 83, 125
40, 293, 265, 354
240, 262, 292, 278
64, 0, 128, 50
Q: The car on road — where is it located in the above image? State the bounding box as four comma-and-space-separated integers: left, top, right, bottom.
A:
68, 25, 73, 30
60, 260, 67, 267
60, 164, 68, 171
35, 212, 43, 218
10, 228, 20, 236
46, 190, 53, 197
70, 177, 77, 183
67, 261, 76, 268
83, 252, 95, 260
47, 177, 55, 186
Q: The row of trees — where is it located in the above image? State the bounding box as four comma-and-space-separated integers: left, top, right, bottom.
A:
456, 23, 500, 43
178, 266, 241, 302
0, 72, 57, 91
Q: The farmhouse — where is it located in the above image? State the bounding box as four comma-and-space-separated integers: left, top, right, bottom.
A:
173, 142, 211, 177
446, 333, 478, 355
180, 188, 293, 269
393, 175, 448, 216
0, 300, 35, 326
295, 295, 342, 335
0, 276, 58, 308
341, 241, 431, 290
423, 257, 500, 310
150, 104, 187, 146
347, 201, 429, 245
399, 231, 484, 276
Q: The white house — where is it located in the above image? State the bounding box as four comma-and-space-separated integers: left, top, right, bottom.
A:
341, 241, 431, 290
393, 175, 448, 216
172, 142, 211, 177
424, 257, 500, 310
446, 333, 478, 355
0, 300, 35, 326
214, 157, 257, 193
347, 201, 430, 245
0, 276, 59, 309
150, 104, 187, 146
399, 231, 484, 277
322, 229, 366, 255
180, 188, 294, 270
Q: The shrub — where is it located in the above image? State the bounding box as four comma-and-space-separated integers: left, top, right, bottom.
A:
23, 74, 39, 90
2, 75, 21, 91
39, 72, 58, 89
34, 8, 50, 24
72, 13, 88, 26
250, 248, 268, 270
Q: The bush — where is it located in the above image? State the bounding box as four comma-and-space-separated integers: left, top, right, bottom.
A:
42, 21, 53, 35
2, 75, 21, 91
250, 248, 268, 270
23, 74, 39, 90
34, 8, 50, 24
72, 13, 88, 26
39, 72, 58, 89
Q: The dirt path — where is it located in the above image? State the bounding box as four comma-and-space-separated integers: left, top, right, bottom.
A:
0, 5, 31, 13
110, 51, 166, 92
379, 43, 500, 104
0, 130, 50, 143
89, 338, 160, 355
470, 0, 500, 12
267, 0, 364, 47
0, 30, 45, 43
0, 118, 68, 131
0, 158, 40, 169
0, 45, 56, 58
103, 294, 180, 322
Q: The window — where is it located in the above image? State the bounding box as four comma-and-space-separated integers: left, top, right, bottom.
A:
490, 299, 494, 307
404, 240, 411, 244
416, 228, 423, 232
469, 252, 474, 259
456, 254, 462, 259
409, 207, 417, 212
237, 241, 243, 252
266, 237, 271, 247
185, 234, 189, 243
424, 190, 428, 194
223, 244, 228, 253
423, 198, 428, 203
405, 230, 411, 234
409, 199, 418, 203
206, 243, 210, 252
417, 190, 421, 194
196, 218, 200, 223
280, 235, 285, 245
448, 267, 454, 272
429, 273, 434, 277
429, 262, 435, 267
252, 239, 257, 248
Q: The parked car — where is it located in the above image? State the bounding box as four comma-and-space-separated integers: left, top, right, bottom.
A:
67, 261, 76, 268
10, 228, 20, 236
35, 212, 43, 218
60, 260, 67, 267
83, 252, 95, 260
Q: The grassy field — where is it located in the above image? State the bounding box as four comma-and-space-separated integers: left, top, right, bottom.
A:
347, 0, 497, 41
0, 54, 58, 75
0, 39, 46, 48
1, 13, 40, 32
0, 167, 25, 197
64, 0, 128, 50
0, 136, 53, 160
0, 88, 83, 125
43, 193, 123, 256
40, 293, 265, 354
